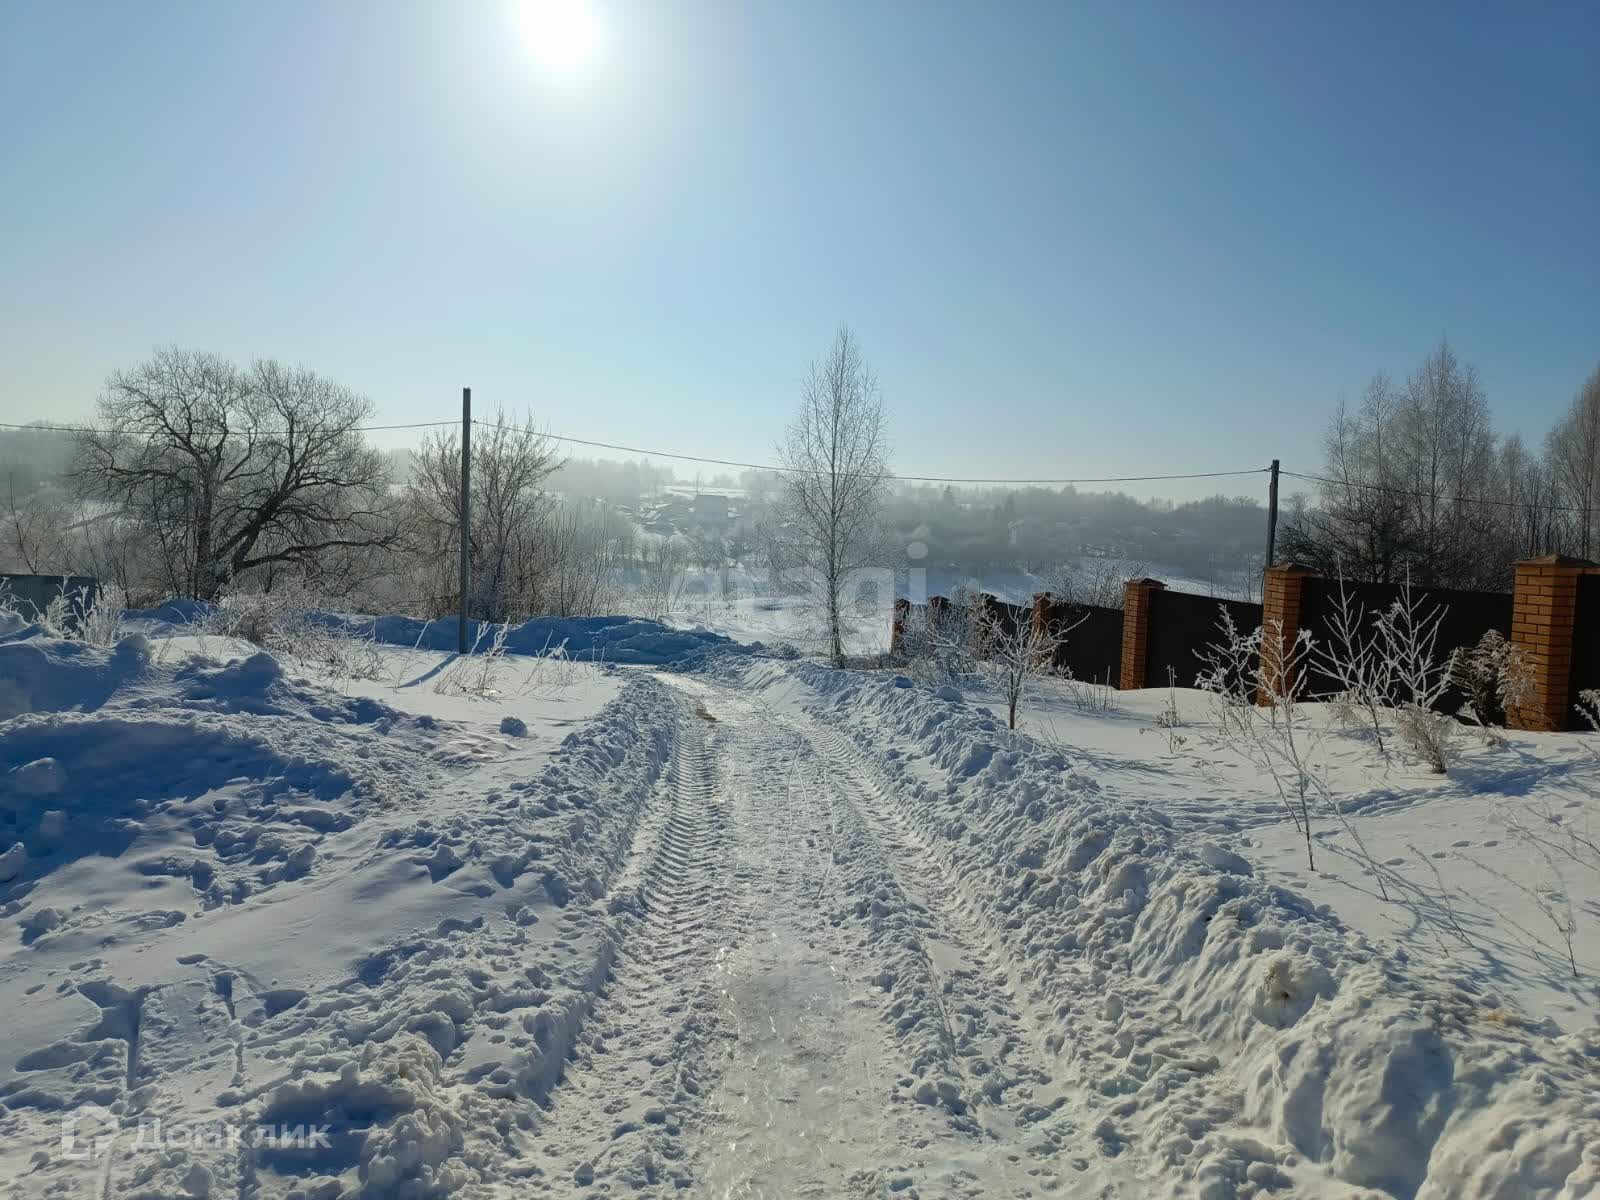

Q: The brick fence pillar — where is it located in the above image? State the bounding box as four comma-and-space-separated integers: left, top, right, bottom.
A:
1119, 578, 1165, 689
1259, 563, 1320, 704
1030, 592, 1052, 642
1507, 555, 1599, 731
890, 597, 910, 654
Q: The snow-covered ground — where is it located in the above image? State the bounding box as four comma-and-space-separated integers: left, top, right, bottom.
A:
2, 618, 1597, 1197
970, 679, 1600, 1034
662, 593, 890, 657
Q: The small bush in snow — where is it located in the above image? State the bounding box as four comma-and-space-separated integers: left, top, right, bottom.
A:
0, 578, 126, 646
205, 580, 386, 682
1143, 666, 1187, 753
1313, 576, 1392, 753
897, 593, 981, 686
1197, 611, 1388, 891
434, 621, 513, 697
974, 600, 1084, 730
1451, 628, 1532, 732
1374, 580, 1458, 773
1062, 667, 1119, 714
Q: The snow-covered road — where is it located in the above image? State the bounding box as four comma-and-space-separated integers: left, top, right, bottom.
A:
521, 674, 1210, 1197
4, 631, 1596, 1198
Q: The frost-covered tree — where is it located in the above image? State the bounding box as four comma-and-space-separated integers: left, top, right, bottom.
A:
408, 409, 564, 621
776, 327, 891, 665
1280, 342, 1529, 592
974, 597, 1083, 730
1281, 375, 1417, 583
1546, 364, 1600, 559
73, 348, 393, 600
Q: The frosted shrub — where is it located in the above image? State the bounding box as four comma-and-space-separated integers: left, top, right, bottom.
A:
1451, 628, 1531, 731
75, 583, 127, 647
207, 580, 386, 683
434, 621, 512, 697
971, 601, 1083, 730
1198, 616, 1322, 870
0, 578, 126, 645
898, 596, 979, 685
1062, 668, 1118, 714
1373, 581, 1458, 773
1312, 577, 1392, 752
1197, 610, 1388, 892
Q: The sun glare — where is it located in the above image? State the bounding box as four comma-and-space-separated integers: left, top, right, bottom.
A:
514, 0, 601, 76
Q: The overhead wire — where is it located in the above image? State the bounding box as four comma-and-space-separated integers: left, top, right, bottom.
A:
0, 418, 1271, 488
1280, 468, 1591, 515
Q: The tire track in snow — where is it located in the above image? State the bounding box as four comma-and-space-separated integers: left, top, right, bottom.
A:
674, 682, 926, 1199
670, 677, 1122, 1199
525, 698, 742, 1194
788, 695, 1310, 1198
791, 710, 1135, 1197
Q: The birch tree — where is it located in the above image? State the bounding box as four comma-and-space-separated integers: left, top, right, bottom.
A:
776, 327, 891, 665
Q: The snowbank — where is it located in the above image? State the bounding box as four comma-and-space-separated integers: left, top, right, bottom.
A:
721, 658, 1600, 1199
120, 599, 744, 666
0, 631, 682, 1196
326, 611, 742, 665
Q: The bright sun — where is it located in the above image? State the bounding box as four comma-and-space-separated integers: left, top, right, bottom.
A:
514, 0, 601, 75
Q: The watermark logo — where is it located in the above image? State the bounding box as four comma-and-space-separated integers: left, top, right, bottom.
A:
60, 1104, 120, 1161
57, 1108, 330, 1160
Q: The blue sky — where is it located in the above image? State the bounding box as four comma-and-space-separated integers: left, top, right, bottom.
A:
2, 1, 1595, 500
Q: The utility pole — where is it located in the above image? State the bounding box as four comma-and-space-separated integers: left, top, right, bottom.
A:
458, 387, 471, 654
1264, 458, 1280, 572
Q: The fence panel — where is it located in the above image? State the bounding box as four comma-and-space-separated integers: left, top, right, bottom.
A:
1040, 600, 1122, 685
0, 574, 99, 631
1570, 574, 1600, 723
1296, 579, 1512, 711
1145, 590, 1262, 688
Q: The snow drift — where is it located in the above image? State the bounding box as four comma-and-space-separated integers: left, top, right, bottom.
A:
719, 658, 1600, 1199
118, 600, 743, 666
0, 630, 682, 1197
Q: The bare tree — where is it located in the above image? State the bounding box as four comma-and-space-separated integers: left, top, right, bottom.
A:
1043, 557, 1147, 609
408, 409, 564, 621
973, 597, 1085, 730
1281, 376, 1417, 582
4, 474, 61, 574
73, 348, 393, 600
776, 327, 891, 665
538, 499, 629, 617
635, 532, 689, 620
1546, 364, 1600, 559
1284, 346, 1529, 589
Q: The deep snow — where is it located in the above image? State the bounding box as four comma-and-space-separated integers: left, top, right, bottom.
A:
1, 621, 1597, 1198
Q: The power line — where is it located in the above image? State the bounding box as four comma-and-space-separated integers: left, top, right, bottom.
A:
532, 429, 1269, 486
0, 417, 1270, 488
0, 419, 458, 436
1281, 468, 1591, 515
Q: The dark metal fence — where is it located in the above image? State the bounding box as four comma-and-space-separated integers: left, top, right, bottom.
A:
1570, 574, 1600, 721
1145, 589, 1262, 688
1297, 578, 1512, 711
1037, 599, 1122, 685
0, 574, 99, 632
893, 573, 1524, 718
